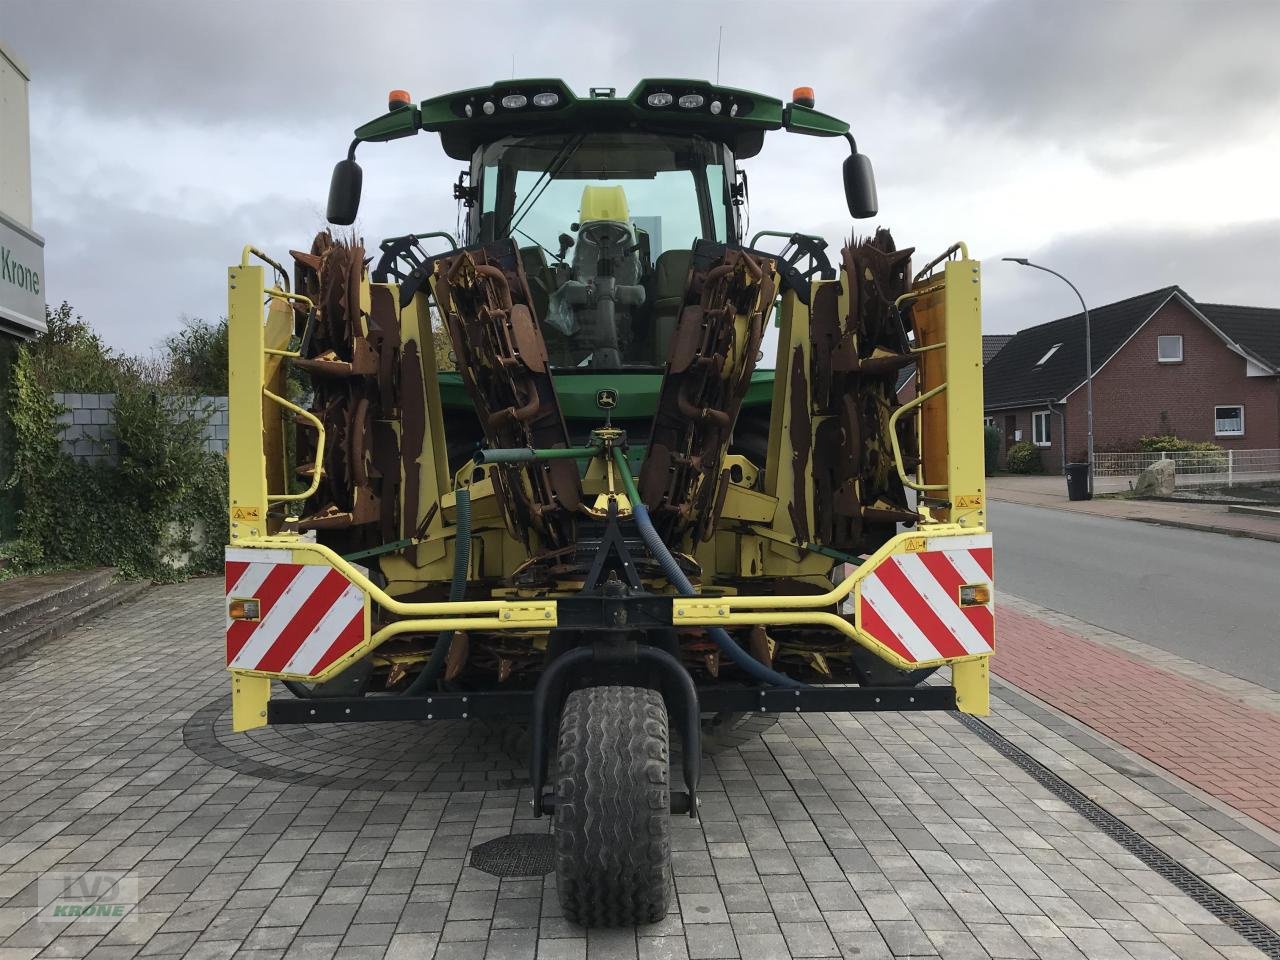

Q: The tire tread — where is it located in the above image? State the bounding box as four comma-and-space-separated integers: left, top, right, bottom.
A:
554, 685, 671, 926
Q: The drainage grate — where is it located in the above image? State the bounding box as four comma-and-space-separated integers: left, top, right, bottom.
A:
470, 833, 555, 878
960, 715, 1280, 959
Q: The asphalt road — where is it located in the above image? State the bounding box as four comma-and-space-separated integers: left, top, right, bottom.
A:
990, 500, 1280, 691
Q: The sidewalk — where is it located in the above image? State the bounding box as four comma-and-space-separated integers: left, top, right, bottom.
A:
988, 474, 1280, 542
995, 593, 1280, 837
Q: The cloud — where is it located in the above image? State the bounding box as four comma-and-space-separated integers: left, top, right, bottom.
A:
982, 219, 1280, 334
5, 0, 1278, 356
36, 191, 325, 351
908, 0, 1280, 168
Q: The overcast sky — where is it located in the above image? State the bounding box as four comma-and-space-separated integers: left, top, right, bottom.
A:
5, 0, 1279, 361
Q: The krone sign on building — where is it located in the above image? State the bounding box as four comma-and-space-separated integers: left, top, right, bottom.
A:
1, 42, 46, 338
0, 211, 44, 335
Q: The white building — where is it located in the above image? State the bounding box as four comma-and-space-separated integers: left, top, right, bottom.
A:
0, 40, 45, 340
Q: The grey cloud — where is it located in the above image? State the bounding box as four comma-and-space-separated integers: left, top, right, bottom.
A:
909, 0, 1280, 167
8, 0, 1278, 354
5, 0, 921, 125
38, 193, 325, 352
982, 219, 1280, 334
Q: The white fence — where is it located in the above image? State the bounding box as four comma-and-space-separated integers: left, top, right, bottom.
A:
1092, 448, 1280, 487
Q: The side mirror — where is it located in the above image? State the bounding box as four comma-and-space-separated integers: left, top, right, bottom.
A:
843, 153, 878, 219
326, 158, 363, 226
557, 233, 575, 260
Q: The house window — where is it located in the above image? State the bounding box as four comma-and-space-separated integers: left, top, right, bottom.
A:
1215, 405, 1244, 437
1035, 343, 1062, 366
1032, 411, 1052, 447
1157, 335, 1183, 363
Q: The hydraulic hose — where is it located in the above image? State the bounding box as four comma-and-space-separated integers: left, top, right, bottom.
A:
611, 447, 805, 689
403, 488, 472, 695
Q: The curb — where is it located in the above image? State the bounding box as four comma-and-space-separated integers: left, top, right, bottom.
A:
990, 495, 1280, 544
1127, 516, 1280, 544
1228, 503, 1280, 520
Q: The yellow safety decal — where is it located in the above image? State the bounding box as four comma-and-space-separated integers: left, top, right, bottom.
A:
955, 494, 983, 509
231, 506, 261, 521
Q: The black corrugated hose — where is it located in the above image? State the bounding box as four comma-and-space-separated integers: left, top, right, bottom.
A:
403, 487, 472, 695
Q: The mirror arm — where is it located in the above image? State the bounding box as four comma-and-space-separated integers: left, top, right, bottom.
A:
346, 138, 360, 162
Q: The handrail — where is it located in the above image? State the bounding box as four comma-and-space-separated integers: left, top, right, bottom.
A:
680, 609, 964, 672
241, 246, 291, 291
694, 524, 978, 613
889, 383, 949, 492
894, 283, 945, 309
265, 287, 314, 309
909, 341, 947, 355
890, 273, 951, 487
408, 230, 459, 251
747, 229, 826, 250
264, 389, 325, 503
894, 283, 946, 355
254, 537, 543, 618
233, 524, 976, 653
261, 289, 315, 359
913, 242, 969, 282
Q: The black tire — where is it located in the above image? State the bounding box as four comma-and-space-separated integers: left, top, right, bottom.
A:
554, 685, 672, 926
699, 711, 778, 754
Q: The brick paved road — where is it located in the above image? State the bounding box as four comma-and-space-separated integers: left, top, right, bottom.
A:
994, 601, 1280, 835
0, 580, 1278, 958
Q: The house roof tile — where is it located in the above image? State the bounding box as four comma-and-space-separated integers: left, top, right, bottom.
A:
1197, 303, 1280, 370
982, 286, 1181, 409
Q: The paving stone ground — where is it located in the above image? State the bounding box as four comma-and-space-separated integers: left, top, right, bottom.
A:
994, 596, 1280, 835
0, 579, 1278, 959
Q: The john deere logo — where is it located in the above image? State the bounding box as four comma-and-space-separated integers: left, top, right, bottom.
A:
596, 389, 618, 410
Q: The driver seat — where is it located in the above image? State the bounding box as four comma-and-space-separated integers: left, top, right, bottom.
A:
550, 186, 647, 367
571, 186, 642, 287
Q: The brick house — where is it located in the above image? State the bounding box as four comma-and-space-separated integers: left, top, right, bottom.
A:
981, 287, 1280, 474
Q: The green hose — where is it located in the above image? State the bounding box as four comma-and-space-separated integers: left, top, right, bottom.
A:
474, 445, 599, 464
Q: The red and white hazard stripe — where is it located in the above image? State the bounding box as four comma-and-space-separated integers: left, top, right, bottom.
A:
857, 534, 994, 664
225, 548, 367, 678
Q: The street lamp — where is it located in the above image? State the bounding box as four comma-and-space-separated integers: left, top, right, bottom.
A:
1002, 258, 1094, 496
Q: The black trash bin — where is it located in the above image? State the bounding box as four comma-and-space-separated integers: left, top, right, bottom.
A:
1065, 462, 1091, 501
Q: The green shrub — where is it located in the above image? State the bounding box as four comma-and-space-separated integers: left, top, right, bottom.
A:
1138, 434, 1222, 453
165, 317, 228, 395
1006, 441, 1043, 474
1137, 435, 1228, 473
983, 424, 1001, 476
4, 304, 227, 581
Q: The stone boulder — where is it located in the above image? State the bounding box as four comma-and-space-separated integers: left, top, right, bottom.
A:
1134, 457, 1176, 497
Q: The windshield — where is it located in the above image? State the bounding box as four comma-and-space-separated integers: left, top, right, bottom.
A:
470, 132, 735, 370
476, 132, 732, 254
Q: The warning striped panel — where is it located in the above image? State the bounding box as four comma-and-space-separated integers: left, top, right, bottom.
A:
857, 534, 994, 665
225, 548, 367, 678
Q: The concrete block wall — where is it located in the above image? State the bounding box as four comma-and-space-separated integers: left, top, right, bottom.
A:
52, 393, 228, 464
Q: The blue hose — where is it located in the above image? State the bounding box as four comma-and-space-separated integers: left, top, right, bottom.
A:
631, 501, 806, 689
404, 488, 471, 695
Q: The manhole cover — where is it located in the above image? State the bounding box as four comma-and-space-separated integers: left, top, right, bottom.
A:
470, 833, 554, 878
